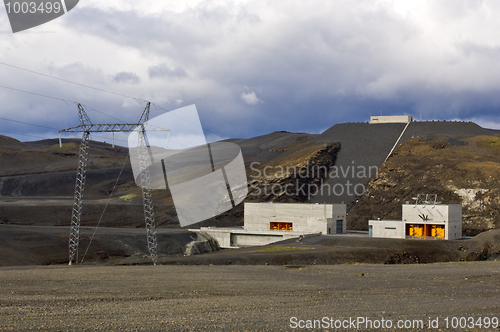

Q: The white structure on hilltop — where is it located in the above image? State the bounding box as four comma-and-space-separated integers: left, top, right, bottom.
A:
369, 203, 462, 240
370, 115, 413, 124
190, 203, 346, 249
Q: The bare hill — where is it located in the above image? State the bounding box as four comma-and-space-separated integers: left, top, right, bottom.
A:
348, 135, 500, 234
0, 120, 499, 232
0, 131, 329, 229
311, 120, 500, 208
1, 121, 500, 267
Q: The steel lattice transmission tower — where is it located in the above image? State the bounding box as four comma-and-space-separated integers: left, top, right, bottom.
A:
67, 104, 92, 265
61, 102, 162, 265
136, 125, 158, 264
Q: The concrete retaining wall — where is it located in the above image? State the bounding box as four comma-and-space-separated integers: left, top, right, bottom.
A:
370, 116, 413, 124
369, 220, 405, 239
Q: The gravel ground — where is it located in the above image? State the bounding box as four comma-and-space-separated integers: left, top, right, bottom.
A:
0, 262, 499, 331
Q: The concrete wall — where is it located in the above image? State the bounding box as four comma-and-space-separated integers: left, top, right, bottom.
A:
231, 233, 296, 247
245, 203, 336, 220
197, 228, 232, 248
267, 216, 326, 233
332, 205, 347, 233
446, 205, 462, 240
402, 204, 449, 223
197, 203, 348, 249
370, 115, 413, 124
369, 220, 405, 239
244, 203, 346, 234
402, 204, 462, 240
196, 227, 311, 248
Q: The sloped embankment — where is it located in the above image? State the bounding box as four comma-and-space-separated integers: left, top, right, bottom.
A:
348, 135, 500, 234
0, 225, 216, 266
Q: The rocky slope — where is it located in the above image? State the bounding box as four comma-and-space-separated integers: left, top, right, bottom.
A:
1, 121, 500, 236
348, 135, 500, 235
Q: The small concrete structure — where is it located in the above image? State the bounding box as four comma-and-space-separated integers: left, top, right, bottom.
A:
244, 203, 346, 235
370, 115, 413, 124
368, 220, 406, 239
369, 204, 462, 240
191, 203, 346, 248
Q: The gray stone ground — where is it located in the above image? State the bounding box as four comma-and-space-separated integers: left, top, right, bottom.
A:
0, 262, 499, 331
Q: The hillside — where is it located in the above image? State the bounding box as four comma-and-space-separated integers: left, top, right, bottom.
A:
310, 120, 500, 208
1, 121, 500, 266
0, 131, 332, 228
348, 135, 500, 234
1, 120, 499, 235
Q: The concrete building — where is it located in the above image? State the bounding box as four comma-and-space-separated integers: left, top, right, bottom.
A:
370, 115, 413, 124
369, 204, 462, 240
244, 203, 346, 235
191, 203, 346, 248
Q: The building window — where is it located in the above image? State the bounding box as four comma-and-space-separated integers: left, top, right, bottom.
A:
431, 225, 445, 238
270, 222, 293, 231
406, 224, 445, 239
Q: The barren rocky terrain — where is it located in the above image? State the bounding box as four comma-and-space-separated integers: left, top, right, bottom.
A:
1, 121, 500, 234
349, 135, 500, 234
1, 224, 499, 267
1, 121, 500, 267
1, 124, 500, 330
0, 262, 499, 331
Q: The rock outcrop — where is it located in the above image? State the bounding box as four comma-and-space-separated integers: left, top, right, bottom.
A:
184, 232, 220, 256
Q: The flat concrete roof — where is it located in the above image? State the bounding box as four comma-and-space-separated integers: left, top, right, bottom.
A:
369, 220, 403, 222
190, 227, 320, 237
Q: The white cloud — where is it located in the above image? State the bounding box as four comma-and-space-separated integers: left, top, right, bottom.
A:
241, 91, 260, 105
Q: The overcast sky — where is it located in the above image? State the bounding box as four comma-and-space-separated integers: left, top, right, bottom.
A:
1, 0, 500, 143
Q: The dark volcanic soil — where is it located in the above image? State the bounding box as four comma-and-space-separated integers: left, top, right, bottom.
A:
348, 135, 500, 234
0, 263, 498, 331
2, 123, 500, 234
1, 224, 499, 267
0, 225, 198, 266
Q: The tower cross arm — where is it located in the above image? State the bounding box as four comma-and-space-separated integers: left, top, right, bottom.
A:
60, 123, 170, 133
60, 123, 143, 133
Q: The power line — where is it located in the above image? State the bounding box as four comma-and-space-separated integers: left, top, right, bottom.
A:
0, 61, 147, 103
0, 116, 129, 143
0, 83, 76, 104
0, 80, 223, 145
0, 84, 215, 147
0, 61, 227, 141
0, 61, 145, 122
0, 83, 129, 123
80, 154, 130, 264
83, 105, 127, 123
0, 130, 51, 140
0, 117, 58, 130
151, 103, 227, 141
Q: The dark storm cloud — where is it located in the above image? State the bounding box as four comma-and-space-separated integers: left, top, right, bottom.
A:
148, 64, 188, 79
113, 72, 140, 84
63, 3, 423, 137
2, 1, 500, 142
